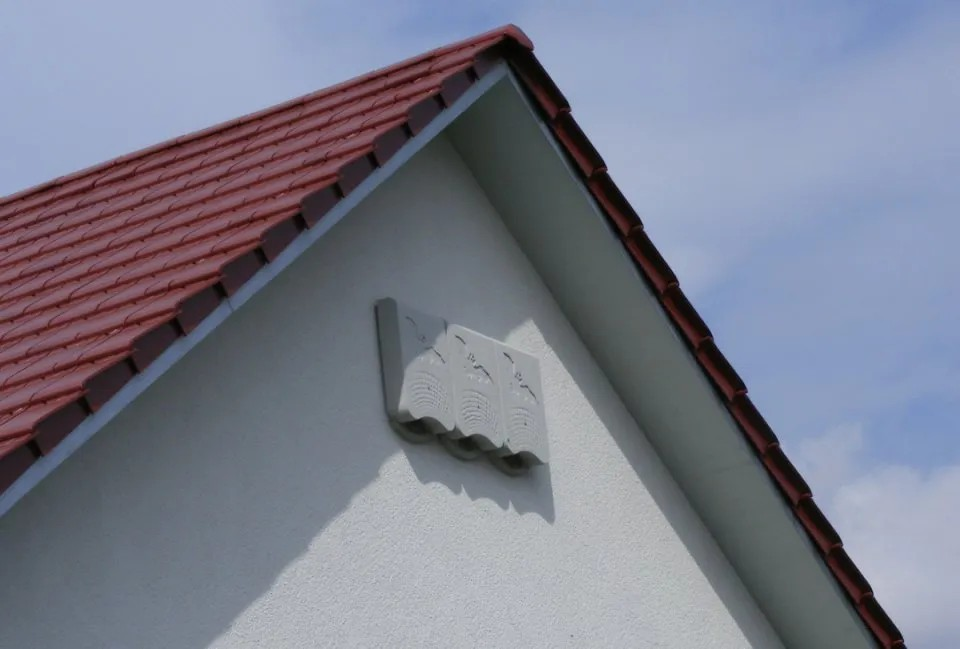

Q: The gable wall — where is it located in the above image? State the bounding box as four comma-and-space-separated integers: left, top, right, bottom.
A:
0, 135, 784, 648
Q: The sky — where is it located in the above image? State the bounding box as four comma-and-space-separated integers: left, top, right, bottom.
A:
1, 1, 957, 646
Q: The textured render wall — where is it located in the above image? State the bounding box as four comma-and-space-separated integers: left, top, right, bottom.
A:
0, 136, 785, 649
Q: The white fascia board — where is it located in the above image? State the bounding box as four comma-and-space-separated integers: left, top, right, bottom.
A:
445, 69, 877, 649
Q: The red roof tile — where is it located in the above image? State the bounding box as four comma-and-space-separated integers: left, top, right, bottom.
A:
0, 24, 902, 648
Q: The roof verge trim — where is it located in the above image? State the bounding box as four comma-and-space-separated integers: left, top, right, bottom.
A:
0, 63, 509, 519
496, 48, 904, 648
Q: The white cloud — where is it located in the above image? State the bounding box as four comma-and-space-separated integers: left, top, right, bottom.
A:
796, 422, 865, 496
515, 2, 960, 296
796, 424, 960, 648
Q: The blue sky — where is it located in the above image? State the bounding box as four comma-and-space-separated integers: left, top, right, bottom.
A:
2, 1, 957, 646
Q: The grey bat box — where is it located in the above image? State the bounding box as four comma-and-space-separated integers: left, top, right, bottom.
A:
494, 342, 548, 464
447, 324, 503, 450
375, 298, 549, 470
375, 298, 455, 434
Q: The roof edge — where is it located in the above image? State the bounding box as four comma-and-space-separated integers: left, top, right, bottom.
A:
0, 62, 510, 516
496, 47, 904, 649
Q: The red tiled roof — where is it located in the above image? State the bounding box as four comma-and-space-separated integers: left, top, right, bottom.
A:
0, 25, 902, 648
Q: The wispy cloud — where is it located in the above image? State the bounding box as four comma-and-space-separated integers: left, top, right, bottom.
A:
517, 2, 960, 294
796, 424, 960, 647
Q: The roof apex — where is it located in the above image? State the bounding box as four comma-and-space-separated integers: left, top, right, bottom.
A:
0, 25, 903, 649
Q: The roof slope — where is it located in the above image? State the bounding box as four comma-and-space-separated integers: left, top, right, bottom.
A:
0, 25, 902, 648
0, 27, 513, 460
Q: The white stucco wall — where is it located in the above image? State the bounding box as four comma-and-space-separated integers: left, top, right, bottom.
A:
0, 135, 785, 648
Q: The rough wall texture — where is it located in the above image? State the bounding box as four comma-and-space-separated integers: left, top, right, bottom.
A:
0, 135, 785, 649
